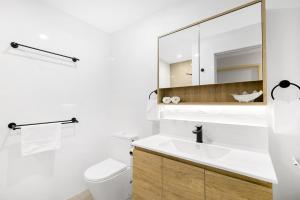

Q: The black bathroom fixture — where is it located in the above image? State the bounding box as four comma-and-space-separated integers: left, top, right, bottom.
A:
192, 125, 203, 143
10, 42, 80, 62
271, 80, 300, 100
8, 117, 79, 130
148, 89, 157, 100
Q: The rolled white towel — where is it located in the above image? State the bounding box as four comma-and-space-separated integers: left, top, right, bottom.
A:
162, 97, 172, 104
171, 96, 181, 104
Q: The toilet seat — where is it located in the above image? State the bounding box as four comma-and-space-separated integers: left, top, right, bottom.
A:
84, 158, 127, 182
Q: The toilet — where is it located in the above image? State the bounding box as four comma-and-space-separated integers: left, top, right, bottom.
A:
84, 132, 137, 200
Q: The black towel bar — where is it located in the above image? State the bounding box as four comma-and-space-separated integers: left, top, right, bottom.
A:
271, 80, 300, 100
8, 117, 79, 130
10, 42, 79, 62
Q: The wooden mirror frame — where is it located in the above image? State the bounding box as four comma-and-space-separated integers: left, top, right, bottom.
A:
157, 0, 266, 105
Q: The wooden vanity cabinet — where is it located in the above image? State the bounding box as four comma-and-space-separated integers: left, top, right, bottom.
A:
205, 170, 272, 200
133, 149, 205, 200
133, 148, 272, 200
133, 149, 163, 200
163, 158, 205, 200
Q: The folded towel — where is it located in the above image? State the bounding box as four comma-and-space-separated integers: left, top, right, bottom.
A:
146, 98, 160, 121
21, 123, 62, 156
272, 100, 300, 135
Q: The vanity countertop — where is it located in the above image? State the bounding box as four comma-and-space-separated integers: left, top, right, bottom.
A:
132, 135, 277, 184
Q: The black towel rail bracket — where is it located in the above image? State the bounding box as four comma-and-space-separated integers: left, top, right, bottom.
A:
8, 117, 79, 130
10, 42, 80, 62
271, 80, 300, 100
149, 89, 157, 100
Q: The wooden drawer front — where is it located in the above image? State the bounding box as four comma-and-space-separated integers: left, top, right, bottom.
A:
205, 170, 272, 200
162, 158, 205, 200
133, 149, 163, 200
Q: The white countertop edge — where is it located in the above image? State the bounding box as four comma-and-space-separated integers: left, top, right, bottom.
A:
133, 140, 277, 184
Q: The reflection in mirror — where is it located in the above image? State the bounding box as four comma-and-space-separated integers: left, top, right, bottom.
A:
159, 25, 200, 88
199, 2, 262, 85
215, 45, 262, 84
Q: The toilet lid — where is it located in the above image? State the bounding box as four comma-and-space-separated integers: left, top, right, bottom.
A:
84, 158, 127, 182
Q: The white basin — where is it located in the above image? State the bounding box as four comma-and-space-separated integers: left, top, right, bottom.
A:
158, 139, 230, 159
132, 135, 278, 184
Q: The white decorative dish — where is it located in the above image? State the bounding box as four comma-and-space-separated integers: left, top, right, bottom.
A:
232, 90, 263, 103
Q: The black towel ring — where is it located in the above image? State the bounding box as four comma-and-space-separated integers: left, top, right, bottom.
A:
271, 80, 300, 100
149, 89, 157, 100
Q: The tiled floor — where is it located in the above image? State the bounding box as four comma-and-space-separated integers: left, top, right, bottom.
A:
67, 190, 93, 200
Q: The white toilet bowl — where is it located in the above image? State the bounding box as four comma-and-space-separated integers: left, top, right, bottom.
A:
84, 158, 131, 200
84, 132, 137, 200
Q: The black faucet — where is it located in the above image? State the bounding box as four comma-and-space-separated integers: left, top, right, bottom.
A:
192, 125, 203, 143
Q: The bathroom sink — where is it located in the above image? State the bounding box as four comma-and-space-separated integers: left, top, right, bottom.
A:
132, 135, 278, 184
158, 139, 230, 159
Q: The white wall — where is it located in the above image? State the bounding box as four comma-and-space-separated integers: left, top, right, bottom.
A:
110, 0, 300, 199
267, 7, 300, 199
0, 0, 111, 199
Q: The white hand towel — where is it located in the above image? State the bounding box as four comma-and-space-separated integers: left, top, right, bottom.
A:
146, 98, 160, 121
21, 123, 62, 156
272, 100, 300, 135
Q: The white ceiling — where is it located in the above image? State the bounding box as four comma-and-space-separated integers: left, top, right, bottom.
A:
41, 0, 184, 33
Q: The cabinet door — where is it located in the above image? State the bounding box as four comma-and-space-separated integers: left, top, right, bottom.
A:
162, 158, 205, 200
133, 149, 163, 200
205, 170, 272, 200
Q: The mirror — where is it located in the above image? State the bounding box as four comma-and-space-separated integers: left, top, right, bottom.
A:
159, 25, 200, 88
158, 2, 262, 88
199, 2, 262, 85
